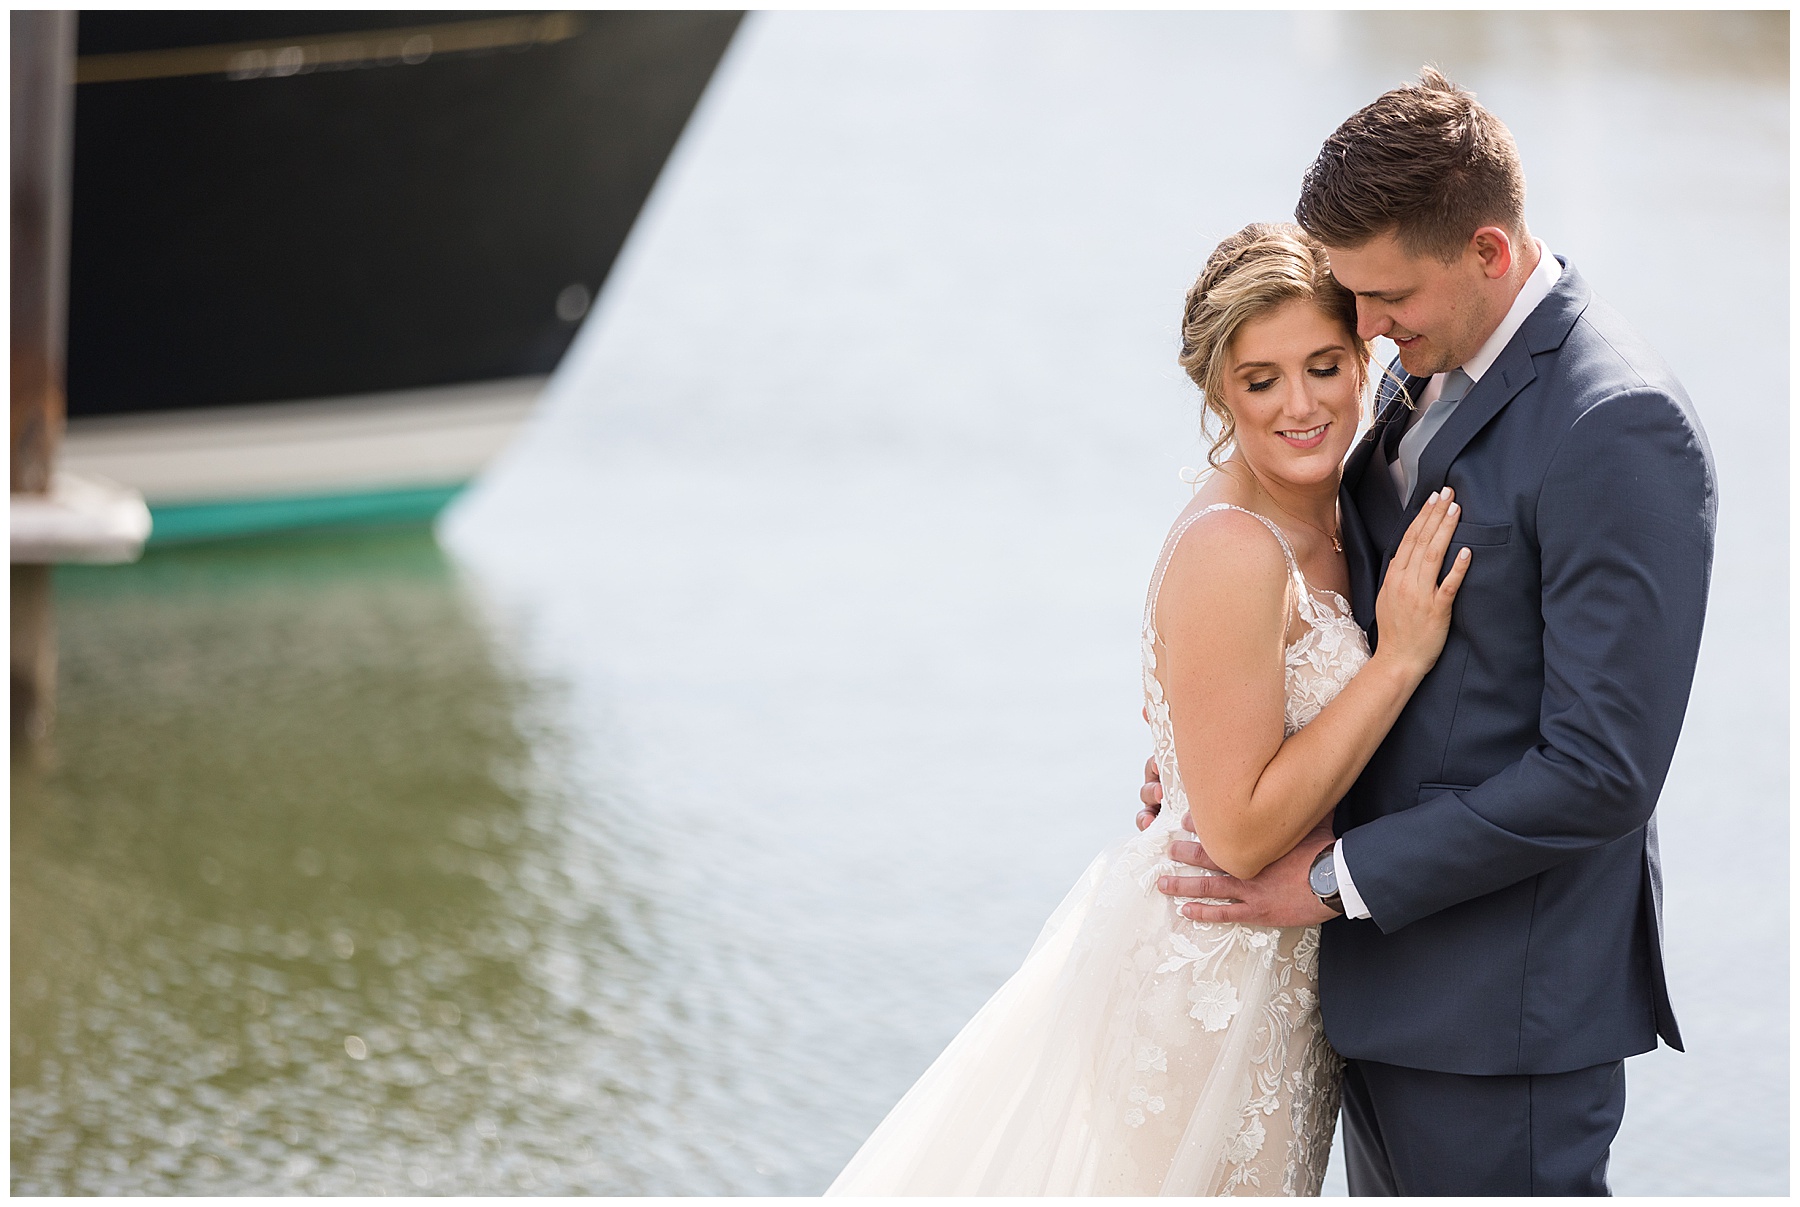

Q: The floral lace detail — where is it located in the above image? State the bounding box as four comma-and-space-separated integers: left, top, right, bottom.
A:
1284, 584, 1364, 735
1132, 503, 1369, 1196
826, 502, 1371, 1198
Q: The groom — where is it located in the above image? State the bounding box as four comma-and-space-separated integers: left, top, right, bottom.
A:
1138, 69, 1715, 1195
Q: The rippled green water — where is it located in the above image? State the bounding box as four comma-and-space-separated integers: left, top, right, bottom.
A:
9, 530, 717, 1194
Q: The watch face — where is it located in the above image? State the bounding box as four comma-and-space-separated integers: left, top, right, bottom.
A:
1309, 854, 1337, 897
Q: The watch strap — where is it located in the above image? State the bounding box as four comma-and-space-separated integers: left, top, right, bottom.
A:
1309, 845, 1345, 916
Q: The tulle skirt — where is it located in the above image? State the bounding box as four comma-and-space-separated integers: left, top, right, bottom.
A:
827, 818, 1340, 1196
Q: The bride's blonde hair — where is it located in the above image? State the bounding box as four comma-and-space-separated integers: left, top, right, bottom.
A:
1178, 223, 1368, 466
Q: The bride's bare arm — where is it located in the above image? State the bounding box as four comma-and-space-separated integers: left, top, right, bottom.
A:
1157, 492, 1470, 879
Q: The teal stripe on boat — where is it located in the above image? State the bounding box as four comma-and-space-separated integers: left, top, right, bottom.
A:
148, 483, 465, 545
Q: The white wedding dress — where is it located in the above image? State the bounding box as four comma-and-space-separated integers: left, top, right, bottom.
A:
829, 503, 1371, 1196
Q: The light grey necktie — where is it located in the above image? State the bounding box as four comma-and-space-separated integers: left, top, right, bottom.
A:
1393, 367, 1473, 506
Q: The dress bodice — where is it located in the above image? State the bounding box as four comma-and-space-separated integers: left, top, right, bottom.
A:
1140, 503, 1371, 834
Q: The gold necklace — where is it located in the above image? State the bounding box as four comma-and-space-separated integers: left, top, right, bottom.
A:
1241, 463, 1342, 553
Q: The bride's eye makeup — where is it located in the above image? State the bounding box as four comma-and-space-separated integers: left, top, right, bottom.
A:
1245, 377, 1278, 393
1309, 363, 1342, 379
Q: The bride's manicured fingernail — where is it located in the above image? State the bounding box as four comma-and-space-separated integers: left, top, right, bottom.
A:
1448, 502, 1459, 514
1426, 491, 1439, 505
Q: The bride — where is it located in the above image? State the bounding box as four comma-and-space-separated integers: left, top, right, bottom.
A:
827, 223, 1472, 1196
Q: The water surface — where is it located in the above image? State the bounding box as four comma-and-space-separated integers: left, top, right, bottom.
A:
12, 532, 766, 1193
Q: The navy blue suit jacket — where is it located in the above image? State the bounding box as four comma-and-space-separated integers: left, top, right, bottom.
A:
1323, 260, 1716, 1076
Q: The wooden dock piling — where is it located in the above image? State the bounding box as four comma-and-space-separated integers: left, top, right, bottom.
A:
12, 11, 76, 745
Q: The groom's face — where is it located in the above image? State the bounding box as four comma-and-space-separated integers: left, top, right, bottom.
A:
1322, 230, 1501, 378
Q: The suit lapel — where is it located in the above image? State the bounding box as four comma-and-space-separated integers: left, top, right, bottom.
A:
1342, 367, 1421, 630
1405, 353, 1535, 516
1402, 258, 1592, 528
1338, 477, 1379, 631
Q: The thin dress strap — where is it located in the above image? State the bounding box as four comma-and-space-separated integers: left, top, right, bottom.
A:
1143, 503, 1304, 645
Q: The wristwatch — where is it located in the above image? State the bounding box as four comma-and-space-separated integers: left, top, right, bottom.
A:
1308, 845, 1345, 916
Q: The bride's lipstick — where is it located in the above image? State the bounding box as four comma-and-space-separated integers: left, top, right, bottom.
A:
1277, 422, 1330, 450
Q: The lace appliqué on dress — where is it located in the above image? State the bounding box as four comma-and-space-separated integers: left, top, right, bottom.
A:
1131, 503, 1369, 1196
825, 501, 1371, 1198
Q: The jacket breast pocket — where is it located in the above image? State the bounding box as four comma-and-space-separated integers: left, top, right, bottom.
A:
1451, 521, 1511, 547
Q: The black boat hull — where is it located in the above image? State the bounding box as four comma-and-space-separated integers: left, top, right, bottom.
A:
68, 10, 742, 417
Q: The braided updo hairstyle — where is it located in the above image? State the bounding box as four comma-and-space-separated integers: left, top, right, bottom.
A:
1178, 222, 1366, 466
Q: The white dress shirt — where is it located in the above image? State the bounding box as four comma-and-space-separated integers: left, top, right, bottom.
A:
1335, 241, 1562, 923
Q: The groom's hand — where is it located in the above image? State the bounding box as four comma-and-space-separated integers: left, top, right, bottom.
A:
1137, 755, 1163, 831
1156, 821, 1339, 928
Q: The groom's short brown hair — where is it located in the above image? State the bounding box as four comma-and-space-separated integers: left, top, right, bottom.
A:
1295, 67, 1526, 262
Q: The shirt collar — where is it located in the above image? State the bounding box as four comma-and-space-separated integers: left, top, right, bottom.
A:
1461, 240, 1561, 383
